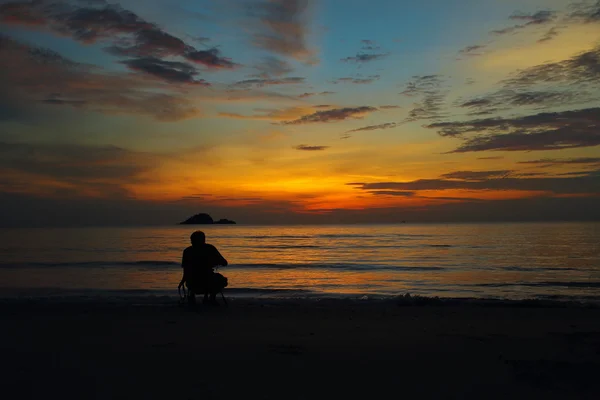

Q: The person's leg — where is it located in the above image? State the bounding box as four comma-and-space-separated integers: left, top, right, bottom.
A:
187, 290, 196, 306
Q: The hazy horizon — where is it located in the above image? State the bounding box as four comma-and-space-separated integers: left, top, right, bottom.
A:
1, 0, 599, 227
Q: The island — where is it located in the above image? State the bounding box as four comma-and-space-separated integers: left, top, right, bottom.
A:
179, 213, 236, 225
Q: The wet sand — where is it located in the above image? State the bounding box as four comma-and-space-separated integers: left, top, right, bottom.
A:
1, 298, 599, 399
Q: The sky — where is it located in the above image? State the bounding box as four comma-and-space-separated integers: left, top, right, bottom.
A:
0, 0, 599, 226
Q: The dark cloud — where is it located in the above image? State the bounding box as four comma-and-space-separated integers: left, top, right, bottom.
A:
517, 157, 600, 166
332, 75, 380, 84
504, 45, 600, 87
510, 10, 557, 25
349, 173, 599, 195
459, 45, 486, 56
492, 10, 557, 35
400, 75, 443, 95
231, 77, 305, 88
298, 91, 335, 98
185, 48, 236, 69
294, 144, 329, 151
360, 39, 381, 51
121, 57, 209, 85
427, 108, 600, 152
477, 156, 504, 160
400, 75, 447, 121
458, 90, 582, 115
538, 27, 560, 43
379, 105, 401, 109
0, 1, 236, 72
282, 106, 378, 125
568, 1, 600, 23
440, 170, 512, 180
346, 122, 397, 133
406, 93, 446, 121
341, 53, 389, 63
0, 35, 201, 121
246, 0, 314, 62
367, 191, 415, 197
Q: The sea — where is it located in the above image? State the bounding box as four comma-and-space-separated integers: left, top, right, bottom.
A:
0, 222, 599, 303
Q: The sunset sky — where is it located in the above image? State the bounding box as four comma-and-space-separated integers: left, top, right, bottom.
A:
0, 0, 599, 226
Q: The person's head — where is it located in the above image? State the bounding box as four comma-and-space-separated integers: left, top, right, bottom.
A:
190, 231, 206, 246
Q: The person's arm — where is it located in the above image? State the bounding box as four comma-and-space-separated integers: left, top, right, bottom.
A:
212, 245, 228, 267
179, 250, 188, 288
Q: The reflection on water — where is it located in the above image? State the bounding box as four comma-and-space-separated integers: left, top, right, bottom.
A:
0, 222, 598, 300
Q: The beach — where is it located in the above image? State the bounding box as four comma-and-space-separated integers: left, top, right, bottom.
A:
2, 298, 599, 399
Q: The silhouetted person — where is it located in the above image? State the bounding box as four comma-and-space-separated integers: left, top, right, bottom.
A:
178, 231, 228, 306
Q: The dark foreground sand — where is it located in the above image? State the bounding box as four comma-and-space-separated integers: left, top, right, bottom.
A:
1, 298, 600, 400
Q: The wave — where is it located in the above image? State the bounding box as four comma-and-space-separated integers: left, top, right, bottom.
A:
479, 281, 600, 288
0, 260, 447, 272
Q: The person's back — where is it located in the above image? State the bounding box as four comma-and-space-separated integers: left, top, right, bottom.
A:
179, 231, 228, 306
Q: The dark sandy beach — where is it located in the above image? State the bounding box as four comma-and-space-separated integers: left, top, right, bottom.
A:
2, 298, 600, 400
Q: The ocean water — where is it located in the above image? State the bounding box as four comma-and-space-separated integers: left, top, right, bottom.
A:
0, 223, 599, 302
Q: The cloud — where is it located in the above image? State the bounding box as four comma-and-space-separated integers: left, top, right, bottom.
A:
538, 27, 560, 43
458, 89, 582, 115
0, 35, 201, 121
510, 10, 557, 25
341, 52, 389, 63
492, 10, 557, 35
427, 107, 600, 152
440, 170, 512, 180
293, 144, 329, 151
121, 57, 209, 85
218, 106, 312, 121
0, 1, 236, 71
400, 75, 443, 96
349, 172, 600, 195
346, 122, 398, 133
246, 0, 315, 62
379, 105, 401, 109
184, 48, 236, 69
360, 39, 381, 51
477, 156, 504, 160
297, 91, 335, 98
517, 157, 600, 166
568, 1, 600, 23
332, 75, 380, 84
400, 75, 447, 121
231, 76, 305, 88
504, 45, 600, 87
459, 45, 486, 56
281, 106, 378, 125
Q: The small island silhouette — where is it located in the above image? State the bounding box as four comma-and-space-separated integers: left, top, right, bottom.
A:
179, 213, 236, 225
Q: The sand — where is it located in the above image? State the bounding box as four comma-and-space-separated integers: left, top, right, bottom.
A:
1, 298, 600, 400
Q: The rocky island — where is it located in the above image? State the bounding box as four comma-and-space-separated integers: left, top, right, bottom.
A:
179, 213, 236, 225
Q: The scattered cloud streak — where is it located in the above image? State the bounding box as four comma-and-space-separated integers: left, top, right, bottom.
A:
282, 106, 378, 125
492, 10, 557, 35
332, 75, 380, 84
294, 144, 329, 151
346, 122, 398, 133
121, 57, 209, 85
0, 35, 201, 121
428, 108, 600, 152
0, 1, 236, 83
341, 52, 389, 63
231, 76, 305, 88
